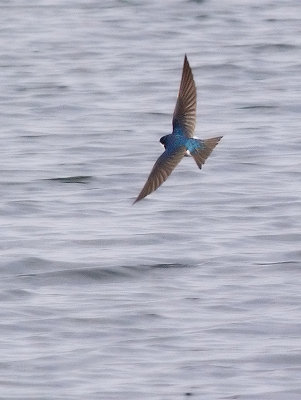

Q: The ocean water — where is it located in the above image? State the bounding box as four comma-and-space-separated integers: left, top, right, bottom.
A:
1, 1, 301, 399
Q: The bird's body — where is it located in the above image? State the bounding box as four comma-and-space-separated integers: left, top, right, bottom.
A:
134, 55, 222, 204
160, 134, 203, 157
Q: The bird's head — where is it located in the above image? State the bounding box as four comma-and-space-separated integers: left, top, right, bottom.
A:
160, 135, 168, 148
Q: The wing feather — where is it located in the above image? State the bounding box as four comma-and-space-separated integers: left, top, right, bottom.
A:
134, 147, 186, 203
172, 55, 197, 138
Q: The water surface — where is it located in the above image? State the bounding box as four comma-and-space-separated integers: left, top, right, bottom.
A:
1, 1, 301, 399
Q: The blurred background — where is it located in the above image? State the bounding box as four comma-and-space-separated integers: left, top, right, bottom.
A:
0, 1, 301, 399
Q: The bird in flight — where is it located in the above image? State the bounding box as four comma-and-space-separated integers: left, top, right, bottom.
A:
133, 55, 222, 204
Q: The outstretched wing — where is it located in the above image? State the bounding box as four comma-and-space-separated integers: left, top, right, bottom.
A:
134, 147, 186, 203
172, 55, 197, 138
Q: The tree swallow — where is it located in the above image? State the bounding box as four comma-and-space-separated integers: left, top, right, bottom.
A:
134, 55, 222, 204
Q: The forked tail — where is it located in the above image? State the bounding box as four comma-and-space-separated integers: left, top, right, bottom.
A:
191, 136, 223, 169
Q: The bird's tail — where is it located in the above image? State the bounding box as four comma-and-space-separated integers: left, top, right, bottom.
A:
192, 136, 223, 169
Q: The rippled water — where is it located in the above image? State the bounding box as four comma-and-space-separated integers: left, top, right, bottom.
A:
1, 1, 301, 399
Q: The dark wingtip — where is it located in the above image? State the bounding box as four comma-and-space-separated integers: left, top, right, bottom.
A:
133, 194, 143, 205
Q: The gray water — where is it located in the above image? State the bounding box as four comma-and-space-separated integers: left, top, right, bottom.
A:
1, 1, 301, 399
